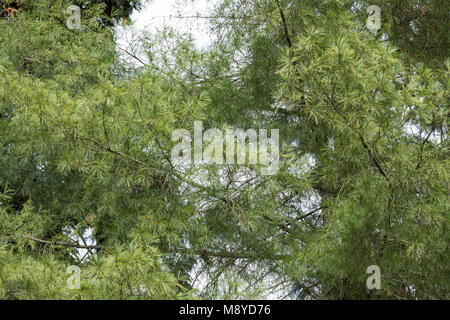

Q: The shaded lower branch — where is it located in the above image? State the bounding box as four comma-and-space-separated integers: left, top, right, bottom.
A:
22, 234, 102, 250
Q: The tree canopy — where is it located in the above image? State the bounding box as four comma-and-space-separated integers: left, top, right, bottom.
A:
0, 0, 448, 299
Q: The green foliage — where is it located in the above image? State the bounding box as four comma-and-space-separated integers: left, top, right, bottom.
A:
1, 0, 145, 24
0, 0, 448, 299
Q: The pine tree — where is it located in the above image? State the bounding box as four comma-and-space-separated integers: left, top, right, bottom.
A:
0, 0, 448, 299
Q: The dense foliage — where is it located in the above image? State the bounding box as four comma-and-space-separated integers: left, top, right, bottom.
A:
0, 0, 448, 299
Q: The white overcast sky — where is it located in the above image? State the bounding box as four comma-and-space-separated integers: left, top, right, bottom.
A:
117, 0, 216, 49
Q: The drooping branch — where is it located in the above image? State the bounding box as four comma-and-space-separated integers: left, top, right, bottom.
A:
21, 234, 287, 261
175, 247, 288, 261
22, 234, 102, 250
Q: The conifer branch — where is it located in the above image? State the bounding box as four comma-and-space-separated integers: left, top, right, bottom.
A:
275, 0, 292, 47
22, 234, 102, 250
